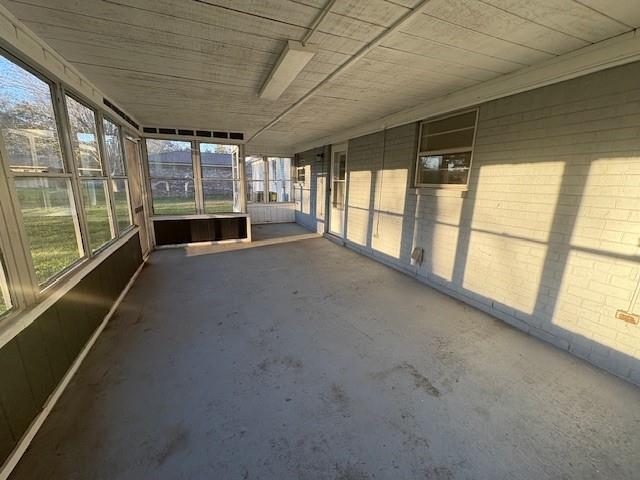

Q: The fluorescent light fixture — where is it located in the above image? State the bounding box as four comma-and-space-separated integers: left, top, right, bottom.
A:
259, 40, 317, 101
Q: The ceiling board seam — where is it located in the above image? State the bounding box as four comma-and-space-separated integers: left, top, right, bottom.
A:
393, 30, 532, 67
420, 12, 558, 56
571, 0, 634, 30
12, 0, 362, 58
247, 0, 436, 143
69, 61, 260, 90
376, 45, 507, 74
474, 0, 592, 44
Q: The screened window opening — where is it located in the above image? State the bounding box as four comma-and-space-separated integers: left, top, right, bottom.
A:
245, 156, 265, 203
268, 157, 292, 202
0, 253, 12, 316
416, 110, 477, 186
15, 177, 83, 284
66, 95, 103, 176
200, 143, 241, 213
0, 55, 65, 174
66, 95, 115, 252
146, 139, 195, 215
103, 118, 132, 232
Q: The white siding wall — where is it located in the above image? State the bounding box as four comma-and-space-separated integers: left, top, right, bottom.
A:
248, 203, 295, 224
296, 61, 640, 385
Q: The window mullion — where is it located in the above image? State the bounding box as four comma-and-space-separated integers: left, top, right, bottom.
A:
263, 156, 269, 204
238, 144, 247, 213
57, 85, 90, 259
95, 110, 118, 238
193, 141, 204, 214
0, 131, 37, 306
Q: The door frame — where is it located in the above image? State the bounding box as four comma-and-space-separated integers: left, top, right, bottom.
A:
124, 136, 151, 257
328, 143, 348, 238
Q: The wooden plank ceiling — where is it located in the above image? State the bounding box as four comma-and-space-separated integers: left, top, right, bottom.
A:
2, 0, 639, 153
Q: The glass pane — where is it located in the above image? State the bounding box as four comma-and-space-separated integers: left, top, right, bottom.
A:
0, 254, 11, 315
421, 128, 475, 152
422, 111, 476, 136
66, 95, 103, 176
0, 55, 64, 173
112, 178, 132, 232
246, 180, 265, 203
244, 156, 264, 182
146, 139, 193, 178
103, 118, 125, 176
267, 157, 292, 182
333, 152, 346, 181
418, 152, 472, 185
150, 179, 196, 215
200, 143, 239, 179
203, 179, 239, 213
268, 179, 292, 202
80, 179, 114, 252
14, 177, 82, 284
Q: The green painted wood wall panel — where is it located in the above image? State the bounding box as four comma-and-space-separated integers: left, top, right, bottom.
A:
0, 340, 37, 440
0, 233, 143, 466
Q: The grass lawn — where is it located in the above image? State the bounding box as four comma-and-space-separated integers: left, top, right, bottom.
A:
21, 209, 82, 284
152, 197, 236, 215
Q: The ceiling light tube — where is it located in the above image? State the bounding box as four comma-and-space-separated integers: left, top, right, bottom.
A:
259, 40, 317, 101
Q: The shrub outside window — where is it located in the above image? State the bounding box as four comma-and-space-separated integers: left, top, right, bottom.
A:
146, 139, 195, 215
415, 110, 478, 187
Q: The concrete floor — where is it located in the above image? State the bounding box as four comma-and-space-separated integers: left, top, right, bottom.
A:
10, 223, 640, 480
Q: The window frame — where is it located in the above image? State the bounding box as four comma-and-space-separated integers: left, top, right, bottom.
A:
103, 114, 134, 234
198, 142, 241, 214
145, 139, 198, 216
0, 46, 141, 317
63, 90, 117, 255
244, 156, 294, 204
414, 108, 479, 189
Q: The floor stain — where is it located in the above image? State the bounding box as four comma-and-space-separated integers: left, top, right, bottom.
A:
373, 363, 440, 398
335, 462, 370, 480
257, 355, 304, 374
154, 425, 190, 466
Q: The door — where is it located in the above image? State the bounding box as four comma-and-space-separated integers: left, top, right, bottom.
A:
124, 137, 150, 256
329, 143, 348, 237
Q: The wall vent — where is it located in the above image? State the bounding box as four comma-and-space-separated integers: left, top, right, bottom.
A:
103, 98, 140, 130
142, 126, 245, 142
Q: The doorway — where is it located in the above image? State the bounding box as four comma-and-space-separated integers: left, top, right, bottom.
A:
329, 143, 348, 238
124, 137, 151, 256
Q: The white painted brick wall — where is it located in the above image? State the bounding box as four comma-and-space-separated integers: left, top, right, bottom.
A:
295, 61, 640, 385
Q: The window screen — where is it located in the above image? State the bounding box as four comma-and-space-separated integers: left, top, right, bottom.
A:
416, 110, 477, 186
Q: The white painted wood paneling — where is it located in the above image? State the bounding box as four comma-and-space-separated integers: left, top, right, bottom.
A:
1, 0, 639, 153
248, 203, 296, 224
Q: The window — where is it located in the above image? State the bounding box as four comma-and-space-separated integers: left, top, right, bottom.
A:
415, 110, 477, 187
14, 177, 83, 284
146, 139, 195, 215
295, 165, 305, 184
0, 253, 12, 316
0, 55, 65, 174
103, 118, 132, 232
200, 143, 241, 213
267, 157, 292, 202
245, 156, 292, 203
66, 95, 115, 252
0, 55, 85, 285
245, 156, 265, 203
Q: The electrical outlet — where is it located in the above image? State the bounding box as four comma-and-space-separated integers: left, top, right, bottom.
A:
615, 310, 640, 325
